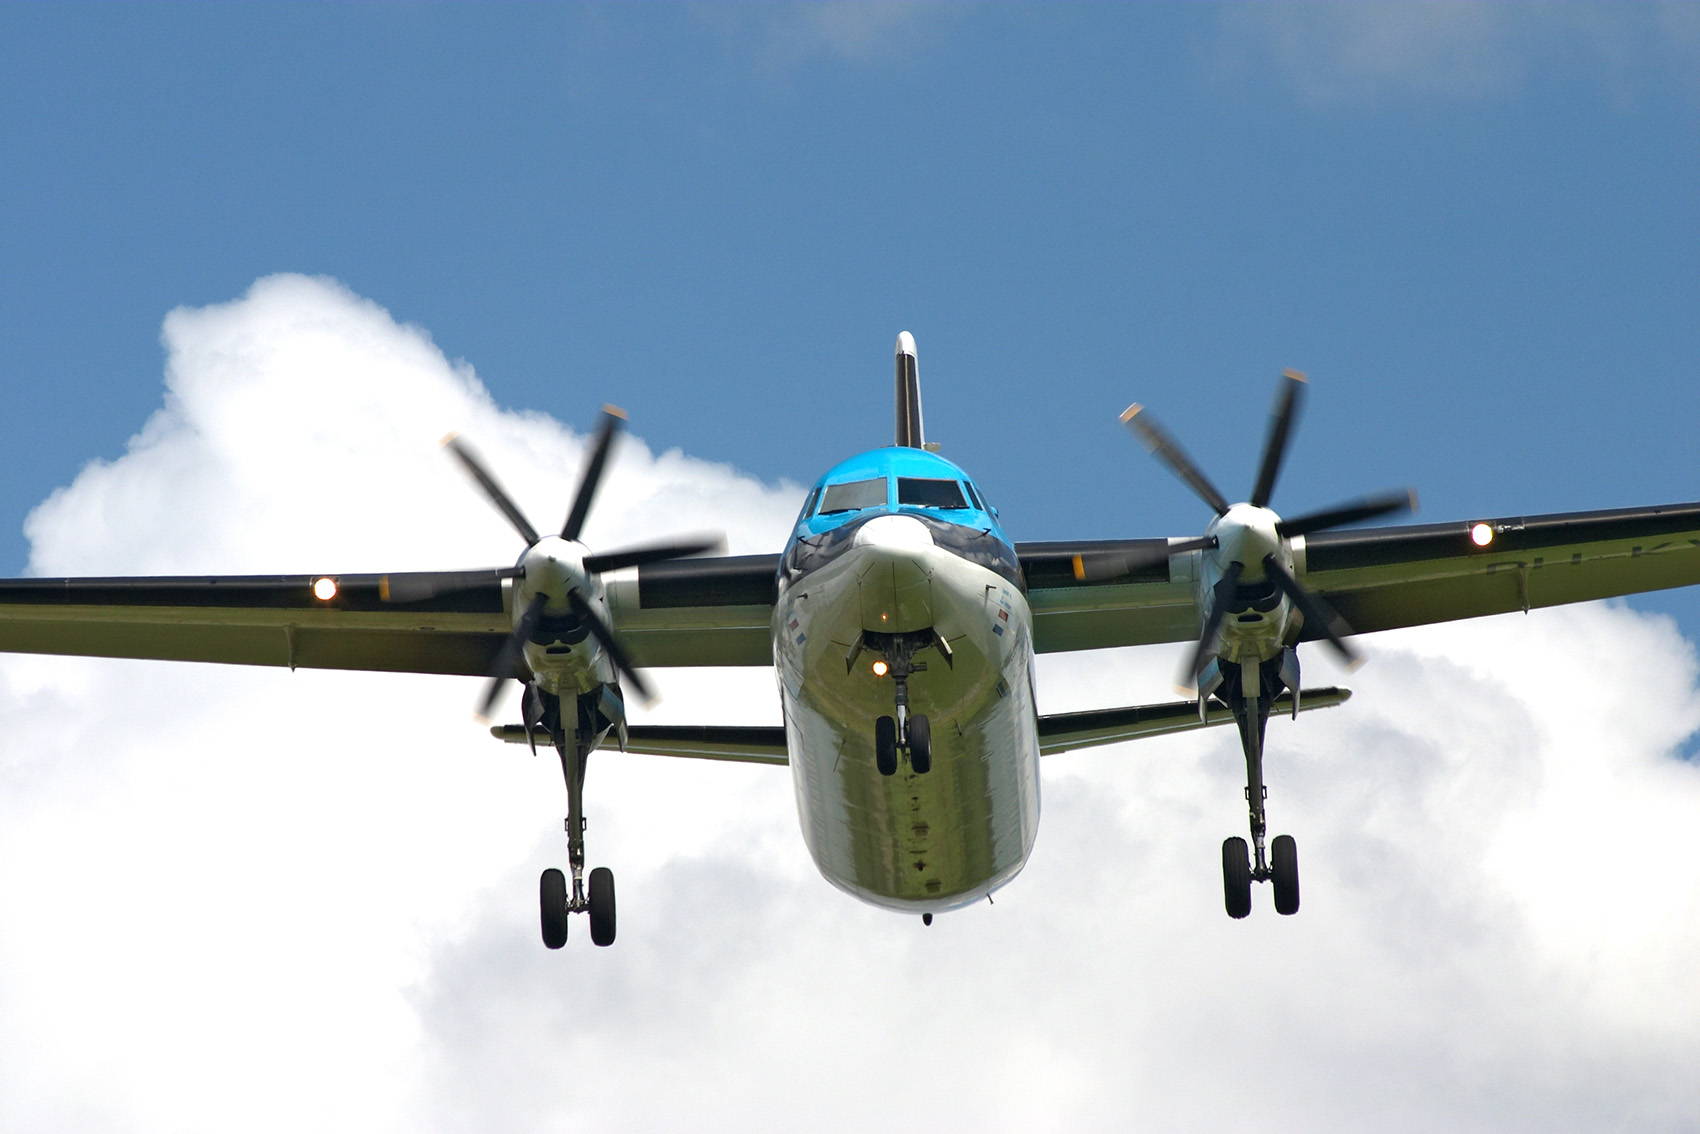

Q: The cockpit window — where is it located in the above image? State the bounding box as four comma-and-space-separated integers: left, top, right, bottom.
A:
897, 477, 969, 510
818, 477, 888, 515
963, 481, 986, 511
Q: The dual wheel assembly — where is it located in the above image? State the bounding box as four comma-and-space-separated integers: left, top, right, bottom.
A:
874, 713, 931, 776
539, 865, 617, 948
1221, 834, 1299, 919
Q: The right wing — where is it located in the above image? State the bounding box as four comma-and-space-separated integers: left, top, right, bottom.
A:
1020, 501, 1700, 653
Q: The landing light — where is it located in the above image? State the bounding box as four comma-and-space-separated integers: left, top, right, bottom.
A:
872, 660, 889, 677
1470, 523, 1494, 547
313, 577, 338, 601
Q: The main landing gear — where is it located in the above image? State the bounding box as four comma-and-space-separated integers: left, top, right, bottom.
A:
1217, 655, 1300, 919
533, 686, 618, 948
855, 629, 947, 777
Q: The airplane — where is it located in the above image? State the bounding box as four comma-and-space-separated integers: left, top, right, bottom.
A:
3, 332, 1699, 946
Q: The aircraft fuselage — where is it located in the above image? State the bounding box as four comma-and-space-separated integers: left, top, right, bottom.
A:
773, 447, 1041, 912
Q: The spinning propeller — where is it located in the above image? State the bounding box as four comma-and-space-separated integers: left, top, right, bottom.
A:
1122, 370, 1417, 690
440, 408, 722, 720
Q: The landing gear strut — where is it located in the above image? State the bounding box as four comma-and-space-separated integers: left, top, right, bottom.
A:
1219, 655, 1300, 918
855, 629, 945, 777
536, 686, 619, 948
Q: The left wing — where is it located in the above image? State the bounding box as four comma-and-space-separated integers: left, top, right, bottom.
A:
0, 555, 781, 675
1020, 501, 1700, 652
0, 572, 513, 675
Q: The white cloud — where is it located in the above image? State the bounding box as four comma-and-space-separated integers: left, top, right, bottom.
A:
3, 275, 1699, 1130
1217, 2, 1700, 105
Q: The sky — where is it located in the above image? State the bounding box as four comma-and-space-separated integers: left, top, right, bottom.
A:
1, 4, 1698, 1131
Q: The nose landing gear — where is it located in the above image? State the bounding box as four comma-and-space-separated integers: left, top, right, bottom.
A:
855, 629, 946, 777
1219, 655, 1301, 919
535, 687, 619, 948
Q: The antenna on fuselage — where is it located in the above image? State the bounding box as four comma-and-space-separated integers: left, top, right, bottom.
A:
895, 331, 925, 448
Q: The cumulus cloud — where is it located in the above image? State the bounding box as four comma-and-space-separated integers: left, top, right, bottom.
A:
1217, 2, 1700, 105
2, 275, 1698, 1131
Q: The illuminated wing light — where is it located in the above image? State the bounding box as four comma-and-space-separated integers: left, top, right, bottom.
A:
1470, 523, 1494, 547
313, 577, 338, 601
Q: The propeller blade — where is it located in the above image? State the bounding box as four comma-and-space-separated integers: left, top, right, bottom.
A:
443, 434, 542, 547
1250, 370, 1306, 508
1072, 536, 1218, 583
1180, 560, 1243, 691
1121, 404, 1232, 517
565, 588, 653, 705
1262, 555, 1360, 668
583, 534, 727, 576
561, 407, 625, 542
378, 567, 521, 604
1276, 489, 1418, 539
476, 592, 548, 721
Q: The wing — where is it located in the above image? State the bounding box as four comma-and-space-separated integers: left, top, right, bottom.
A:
490, 722, 790, 765
0, 572, 514, 675
485, 687, 1353, 763
1019, 538, 1197, 651
604, 554, 776, 666
0, 555, 781, 675
1022, 501, 1700, 651
1298, 502, 1700, 635
8, 500, 1695, 674
1039, 686, 1350, 755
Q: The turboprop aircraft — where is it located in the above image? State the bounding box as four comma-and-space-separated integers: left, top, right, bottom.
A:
4, 333, 1700, 945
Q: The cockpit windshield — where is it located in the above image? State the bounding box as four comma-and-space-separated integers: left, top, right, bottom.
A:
896, 477, 969, 510
817, 477, 888, 515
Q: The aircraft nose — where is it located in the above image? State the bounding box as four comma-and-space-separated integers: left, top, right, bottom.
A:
853, 513, 936, 553
854, 514, 936, 633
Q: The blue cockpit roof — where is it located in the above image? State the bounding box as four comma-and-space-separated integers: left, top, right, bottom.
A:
788, 446, 1012, 547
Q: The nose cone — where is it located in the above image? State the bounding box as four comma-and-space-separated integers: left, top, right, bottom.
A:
853, 513, 935, 553
1213, 503, 1282, 576
519, 535, 586, 603
854, 514, 936, 633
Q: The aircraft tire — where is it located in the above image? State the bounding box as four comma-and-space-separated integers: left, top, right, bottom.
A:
540, 867, 569, 949
875, 716, 898, 776
1222, 837, 1252, 919
909, 714, 932, 774
1271, 835, 1300, 915
588, 866, 617, 947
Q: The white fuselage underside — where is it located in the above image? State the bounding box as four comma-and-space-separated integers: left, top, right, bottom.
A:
773, 515, 1040, 913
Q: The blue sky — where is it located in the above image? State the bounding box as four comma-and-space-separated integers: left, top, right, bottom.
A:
2, 6, 1700, 1130
4, 4, 1696, 604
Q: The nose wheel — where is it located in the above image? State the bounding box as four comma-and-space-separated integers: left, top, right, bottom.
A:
874, 712, 931, 776
857, 629, 944, 777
